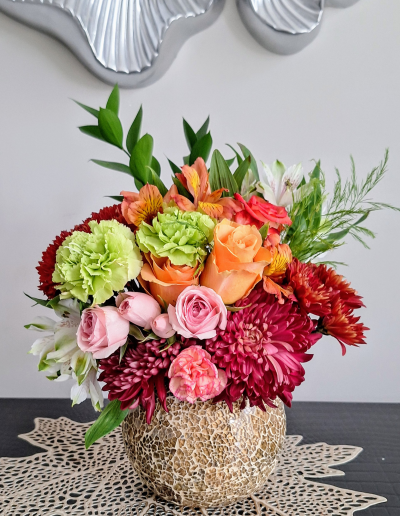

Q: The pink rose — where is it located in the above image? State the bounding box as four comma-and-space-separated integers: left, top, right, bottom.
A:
116, 292, 161, 329
77, 306, 129, 359
151, 314, 176, 339
168, 286, 227, 340
168, 346, 227, 403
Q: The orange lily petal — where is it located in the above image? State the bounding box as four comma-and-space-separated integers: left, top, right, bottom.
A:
124, 184, 163, 226
263, 276, 295, 304
181, 166, 201, 205
198, 201, 224, 219
192, 157, 211, 198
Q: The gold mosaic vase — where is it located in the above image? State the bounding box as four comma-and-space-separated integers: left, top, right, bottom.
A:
121, 395, 286, 508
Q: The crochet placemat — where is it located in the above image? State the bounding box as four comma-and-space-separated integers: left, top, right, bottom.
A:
0, 417, 387, 516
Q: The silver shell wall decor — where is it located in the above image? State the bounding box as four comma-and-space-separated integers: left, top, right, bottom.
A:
236, 0, 361, 55
0, 0, 225, 87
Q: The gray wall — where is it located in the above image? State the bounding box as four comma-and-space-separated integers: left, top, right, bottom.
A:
1, 0, 399, 402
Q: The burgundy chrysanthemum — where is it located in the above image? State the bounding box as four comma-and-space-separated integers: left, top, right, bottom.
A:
204, 285, 321, 411
286, 258, 332, 317
99, 339, 182, 424
36, 204, 126, 298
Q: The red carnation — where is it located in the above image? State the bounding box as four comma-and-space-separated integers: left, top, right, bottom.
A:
36, 204, 126, 298
234, 194, 292, 229
286, 258, 332, 317
99, 339, 182, 424
205, 285, 321, 411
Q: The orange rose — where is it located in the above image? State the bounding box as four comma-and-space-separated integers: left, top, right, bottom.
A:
200, 220, 272, 304
139, 254, 201, 306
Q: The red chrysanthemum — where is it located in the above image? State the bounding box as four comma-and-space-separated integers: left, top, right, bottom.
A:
36, 204, 126, 298
314, 264, 365, 311
98, 339, 182, 424
318, 296, 368, 356
204, 285, 321, 411
286, 258, 332, 317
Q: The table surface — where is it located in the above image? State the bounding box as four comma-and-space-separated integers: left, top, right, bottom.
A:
0, 400, 398, 516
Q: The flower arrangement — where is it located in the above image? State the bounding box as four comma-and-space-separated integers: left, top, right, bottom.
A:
26, 86, 397, 448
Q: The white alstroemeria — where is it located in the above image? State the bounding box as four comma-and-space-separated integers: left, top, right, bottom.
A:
240, 169, 257, 201
71, 368, 104, 412
257, 160, 306, 207
26, 298, 103, 410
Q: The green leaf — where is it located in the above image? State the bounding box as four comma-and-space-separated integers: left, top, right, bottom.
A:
24, 293, 51, 308
126, 105, 143, 154
73, 100, 99, 118
151, 156, 161, 176
98, 108, 123, 149
259, 223, 269, 241
107, 195, 124, 202
168, 159, 182, 176
139, 332, 160, 343
209, 149, 239, 196
119, 341, 129, 364
106, 84, 120, 115
226, 157, 236, 168
183, 119, 197, 150
233, 155, 252, 190
227, 144, 243, 165
326, 212, 370, 243
91, 160, 132, 176
238, 143, 259, 180
189, 133, 213, 165
148, 167, 168, 196
226, 303, 252, 312
79, 125, 106, 142
129, 324, 145, 341
172, 176, 192, 199
183, 155, 190, 165
85, 400, 129, 449
129, 134, 153, 184
196, 116, 210, 140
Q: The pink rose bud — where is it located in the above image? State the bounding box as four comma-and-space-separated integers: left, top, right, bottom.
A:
151, 314, 176, 339
168, 286, 227, 340
77, 306, 129, 360
168, 346, 227, 403
116, 292, 161, 329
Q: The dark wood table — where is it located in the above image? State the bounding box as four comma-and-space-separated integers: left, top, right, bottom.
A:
1, 400, 398, 515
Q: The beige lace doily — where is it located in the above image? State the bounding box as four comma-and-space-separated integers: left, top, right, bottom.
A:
0, 417, 386, 516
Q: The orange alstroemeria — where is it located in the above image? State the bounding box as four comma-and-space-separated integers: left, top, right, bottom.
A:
263, 242, 295, 304
165, 157, 241, 220
121, 184, 163, 227
139, 253, 201, 306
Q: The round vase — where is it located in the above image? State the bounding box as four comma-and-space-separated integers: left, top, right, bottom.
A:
121, 395, 286, 508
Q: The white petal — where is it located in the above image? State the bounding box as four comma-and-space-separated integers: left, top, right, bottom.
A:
29, 336, 53, 356
256, 182, 278, 205
53, 298, 81, 321
282, 163, 304, 190
71, 380, 89, 406
279, 189, 296, 207
25, 316, 56, 332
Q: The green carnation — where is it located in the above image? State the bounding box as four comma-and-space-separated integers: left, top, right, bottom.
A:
136, 208, 215, 267
53, 220, 142, 305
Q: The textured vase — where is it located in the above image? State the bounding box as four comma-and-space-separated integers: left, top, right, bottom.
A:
121, 395, 286, 508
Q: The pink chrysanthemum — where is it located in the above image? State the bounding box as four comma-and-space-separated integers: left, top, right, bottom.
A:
205, 285, 321, 411
99, 339, 182, 424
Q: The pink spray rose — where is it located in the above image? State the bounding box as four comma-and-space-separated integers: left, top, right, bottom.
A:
168, 346, 227, 403
168, 286, 227, 340
116, 292, 161, 329
77, 306, 129, 359
151, 313, 176, 339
